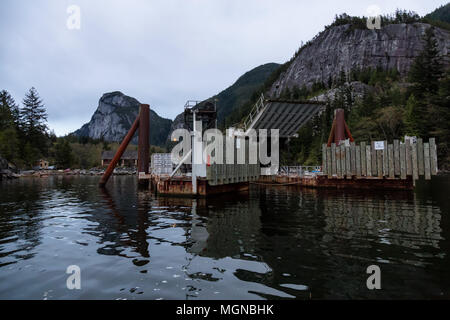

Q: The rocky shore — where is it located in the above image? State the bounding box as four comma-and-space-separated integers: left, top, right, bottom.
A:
1, 167, 137, 180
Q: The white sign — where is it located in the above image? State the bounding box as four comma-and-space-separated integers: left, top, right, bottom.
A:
374, 141, 385, 150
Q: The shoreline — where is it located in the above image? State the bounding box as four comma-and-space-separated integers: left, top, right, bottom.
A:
1, 167, 137, 180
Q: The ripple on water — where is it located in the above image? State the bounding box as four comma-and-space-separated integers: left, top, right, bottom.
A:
0, 176, 449, 299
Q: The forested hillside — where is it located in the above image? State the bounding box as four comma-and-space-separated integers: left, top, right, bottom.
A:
224, 8, 450, 169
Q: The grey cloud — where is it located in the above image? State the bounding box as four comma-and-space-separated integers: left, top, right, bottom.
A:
0, 0, 446, 135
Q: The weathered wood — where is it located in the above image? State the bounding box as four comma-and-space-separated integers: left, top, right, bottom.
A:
405, 140, 412, 176
377, 150, 383, 178
336, 145, 341, 178
366, 145, 372, 177
322, 144, 327, 175
424, 142, 431, 180
345, 146, 351, 178
400, 143, 406, 179
356, 145, 361, 177
412, 142, 419, 181
383, 140, 388, 176
350, 143, 356, 176
327, 147, 332, 178
331, 143, 337, 176
361, 142, 367, 176
429, 138, 438, 175
417, 138, 424, 176
371, 142, 377, 176
388, 144, 394, 179
393, 140, 400, 176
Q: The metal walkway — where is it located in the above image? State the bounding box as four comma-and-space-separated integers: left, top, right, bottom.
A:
243, 94, 325, 138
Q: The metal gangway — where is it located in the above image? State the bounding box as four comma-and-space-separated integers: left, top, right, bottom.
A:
242, 93, 325, 138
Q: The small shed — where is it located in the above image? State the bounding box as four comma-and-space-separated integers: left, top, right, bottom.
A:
101, 150, 138, 167
35, 159, 49, 170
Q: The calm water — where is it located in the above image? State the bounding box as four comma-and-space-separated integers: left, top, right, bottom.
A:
0, 175, 449, 300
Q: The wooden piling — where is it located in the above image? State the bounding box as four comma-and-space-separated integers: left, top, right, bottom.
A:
405, 140, 412, 176
377, 150, 383, 178
319, 137, 437, 185
361, 142, 367, 176
383, 140, 388, 177
361, 142, 367, 177
331, 143, 337, 176
336, 144, 341, 178
394, 140, 400, 176
327, 146, 332, 178
351, 143, 356, 177
366, 145, 371, 177
356, 145, 361, 177
322, 144, 327, 175
417, 138, 424, 176
424, 142, 431, 180
429, 138, 438, 175
412, 142, 419, 181
400, 143, 406, 180
371, 142, 377, 177
388, 144, 394, 179
345, 146, 351, 179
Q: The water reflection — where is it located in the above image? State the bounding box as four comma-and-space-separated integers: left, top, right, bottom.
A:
0, 175, 449, 299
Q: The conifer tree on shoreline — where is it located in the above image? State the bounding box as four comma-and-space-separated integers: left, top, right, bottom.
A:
19, 87, 49, 164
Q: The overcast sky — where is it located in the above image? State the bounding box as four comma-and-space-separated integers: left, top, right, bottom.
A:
1, 0, 447, 136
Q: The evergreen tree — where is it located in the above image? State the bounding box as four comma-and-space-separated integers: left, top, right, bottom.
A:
432, 69, 450, 167
0, 90, 19, 130
0, 127, 19, 162
409, 27, 443, 98
20, 87, 48, 153
406, 27, 444, 140
0, 90, 20, 162
55, 139, 73, 169
22, 142, 39, 167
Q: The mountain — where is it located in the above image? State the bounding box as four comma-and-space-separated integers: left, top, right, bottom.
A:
269, 22, 450, 97
166, 62, 280, 140
73, 91, 172, 147
218, 8, 450, 168
425, 3, 450, 24
214, 63, 280, 123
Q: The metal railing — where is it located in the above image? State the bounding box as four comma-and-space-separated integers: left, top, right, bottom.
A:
278, 166, 322, 177
184, 100, 202, 110
243, 93, 266, 131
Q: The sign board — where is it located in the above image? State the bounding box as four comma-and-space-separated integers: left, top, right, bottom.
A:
374, 141, 385, 150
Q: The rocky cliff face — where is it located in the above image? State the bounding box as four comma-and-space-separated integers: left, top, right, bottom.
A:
73, 91, 172, 146
270, 23, 450, 96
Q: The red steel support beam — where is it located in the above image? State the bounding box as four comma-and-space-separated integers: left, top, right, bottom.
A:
334, 108, 346, 145
138, 104, 150, 176
99, 115, 140, 187
344, 122, 355, 142
327, 118, 336, 147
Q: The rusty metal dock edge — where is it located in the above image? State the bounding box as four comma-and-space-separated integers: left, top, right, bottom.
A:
149, 174, 413, 197
257, 175, 414, 190
150, 174, 250, 197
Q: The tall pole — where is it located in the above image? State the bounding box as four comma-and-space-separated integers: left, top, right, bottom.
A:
99, 115, 140, 187
138, 104, 150, 178
334, 108, 346, 145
